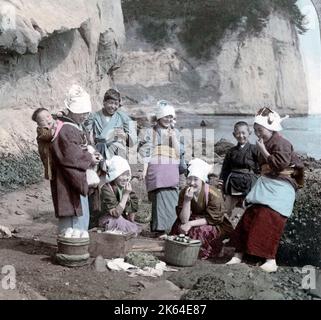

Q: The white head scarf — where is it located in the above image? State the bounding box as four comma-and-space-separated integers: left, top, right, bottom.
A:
64, 85, 92, 114
156, 100, 176, 120
254, 108, 289, 132
105, 156, 131, 183
187, 158, 213, 183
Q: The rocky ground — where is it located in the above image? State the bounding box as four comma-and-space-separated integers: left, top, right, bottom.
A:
1, 146, 321, 300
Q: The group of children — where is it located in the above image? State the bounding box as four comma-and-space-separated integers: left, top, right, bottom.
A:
32, 85, 304, 272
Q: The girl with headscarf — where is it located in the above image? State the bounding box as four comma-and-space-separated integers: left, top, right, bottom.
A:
50, 85, 100, 237
94, 156, 140, 234
170, 158, 233, 260
139, 101, 185, 235
226, 108, 304, 272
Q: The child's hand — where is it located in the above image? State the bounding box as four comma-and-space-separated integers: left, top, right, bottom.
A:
124, 182, 132, 193
256, 138, 270, 159
114, 128, 126, 141
91, 154, 100, 165
179, 222, 192, 234
256, 138, 265, 150
184, 187, 195, 201
109, 208, 121, 218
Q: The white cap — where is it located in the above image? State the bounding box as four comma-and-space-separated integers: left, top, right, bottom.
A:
105, 156, 131, 183
187, 158, 213, 183
156, 100, 176, 120
254, 109, 289, 132
64, 85, 92, 114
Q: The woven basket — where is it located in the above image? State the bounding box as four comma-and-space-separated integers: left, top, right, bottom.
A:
164, 239, 201, 267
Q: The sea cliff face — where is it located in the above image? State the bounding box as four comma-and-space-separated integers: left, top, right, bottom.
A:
115, 0, 309, 115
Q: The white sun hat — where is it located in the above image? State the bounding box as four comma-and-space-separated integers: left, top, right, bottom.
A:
64, 84, 92, 114
187, 158, 213, 183
156, 100, 176, 120
105, 156, 131, 183
254, 108, 289, 132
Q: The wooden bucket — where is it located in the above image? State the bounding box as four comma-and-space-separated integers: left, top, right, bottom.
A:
56, 236, 90, 267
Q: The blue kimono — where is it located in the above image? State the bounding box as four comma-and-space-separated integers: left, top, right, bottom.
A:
85, 110, 137, 160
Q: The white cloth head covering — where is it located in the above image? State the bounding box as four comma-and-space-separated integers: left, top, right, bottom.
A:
156, 100, 176, 120
105, 156, 131, 183
187, 158, 213, 183
254, 109, 289, 132
64, 85, 92, 114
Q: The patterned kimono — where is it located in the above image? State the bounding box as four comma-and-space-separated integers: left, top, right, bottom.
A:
171, 184, 233, 259
85, 110, 137, 160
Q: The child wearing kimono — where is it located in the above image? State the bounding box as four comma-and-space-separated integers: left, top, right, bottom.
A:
226, 108, 304, 272
32, 108, 100, 187
171, 158, 233, 260
85, 88, 137, 160
139, 101, 184, 235
219, 121, 259, 226
97, 156, 141, 234
49, 85, 100, 237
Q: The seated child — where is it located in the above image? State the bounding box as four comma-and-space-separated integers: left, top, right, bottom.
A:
219, 121, 259, 226
226, 108, 304, 272
97, 156, 141, 234
32, 108, 100, 186
170, 158, 233, 260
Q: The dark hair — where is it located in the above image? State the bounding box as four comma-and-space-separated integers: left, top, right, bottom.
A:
31, 108, 49, 122
256, 107, 273, 117
103, 88, 121, 103
234, 121, 249, 131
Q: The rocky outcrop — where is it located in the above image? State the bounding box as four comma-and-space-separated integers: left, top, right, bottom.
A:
115, 6, 309, 115
0, 0, 125, 158
0, 0, 125, 189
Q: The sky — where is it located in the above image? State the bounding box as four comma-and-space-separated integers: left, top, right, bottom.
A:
297, 0, 321, 114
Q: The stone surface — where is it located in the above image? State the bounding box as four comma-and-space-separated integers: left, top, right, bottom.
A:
115, 9, 309, 115
94, 255, 107, 272
135, 280, 185, 300
0, 0, 125, 157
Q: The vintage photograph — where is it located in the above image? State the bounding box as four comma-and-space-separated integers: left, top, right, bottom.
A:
0, 0, 321, 302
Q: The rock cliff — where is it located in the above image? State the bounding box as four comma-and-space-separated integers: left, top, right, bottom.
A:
115, 1, 309, 115
0, 0, 125, 156
0, 0, 125, 189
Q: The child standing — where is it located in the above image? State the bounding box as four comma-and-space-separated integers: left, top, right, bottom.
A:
219, 121, 259, 225
139, 100, 184, 235
226, 108, 304, 272
97, 156, 141, 234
